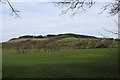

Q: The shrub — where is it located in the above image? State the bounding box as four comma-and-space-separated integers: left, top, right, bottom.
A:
96, 40, 113, 48
90, 40, 96, 48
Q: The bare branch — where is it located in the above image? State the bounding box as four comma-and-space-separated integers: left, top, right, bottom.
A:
99, 1, 120, 16
114, 20, 120, 28
53, 0, 95, 16
102, 20, 120, 36
99, 32, 109, 38
6, 0, 20, 17
102, 27, 119, 35
54, 0, 120, 16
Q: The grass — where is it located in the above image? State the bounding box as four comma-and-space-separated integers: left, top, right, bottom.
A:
56, 37, 96, 43
2, 37, 119, 78
2, 48, 118, 78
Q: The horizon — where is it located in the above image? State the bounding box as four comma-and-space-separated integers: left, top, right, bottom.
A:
1, 2, 118, 42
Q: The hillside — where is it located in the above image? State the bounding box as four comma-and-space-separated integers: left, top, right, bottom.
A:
2, 33, 118, 51
8, 33, 98, 42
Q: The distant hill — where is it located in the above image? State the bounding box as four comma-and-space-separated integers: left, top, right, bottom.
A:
9, 33, 98, 41
2, 33, 118, 49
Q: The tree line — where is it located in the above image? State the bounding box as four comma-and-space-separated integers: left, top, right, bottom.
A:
9, 33, 98, 41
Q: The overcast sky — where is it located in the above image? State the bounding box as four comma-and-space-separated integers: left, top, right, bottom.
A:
1, 2, 118, 42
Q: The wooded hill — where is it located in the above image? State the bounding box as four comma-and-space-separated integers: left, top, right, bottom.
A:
9, 33, 98, 41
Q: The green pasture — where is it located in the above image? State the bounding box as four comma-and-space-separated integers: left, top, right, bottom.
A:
2, 48, 118, 78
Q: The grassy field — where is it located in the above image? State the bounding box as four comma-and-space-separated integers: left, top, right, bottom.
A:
2, 48, 118, 78
2, 36, 119, 78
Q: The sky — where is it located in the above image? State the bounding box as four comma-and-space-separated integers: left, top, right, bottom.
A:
1, 2, 118, 42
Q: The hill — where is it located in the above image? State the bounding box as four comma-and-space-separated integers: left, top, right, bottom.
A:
8, 33, 98, 42
2, 33, 118, 51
